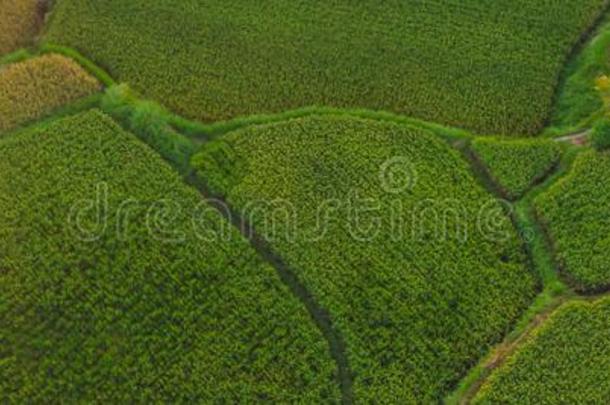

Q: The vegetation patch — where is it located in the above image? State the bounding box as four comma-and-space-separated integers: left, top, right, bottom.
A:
100, 84, 195, 175
0, 54, 100, 133
0, 110, 339, 402
591, 116, 610, 150
549, 16, 610, 134
46, 0, 606, 135
471, 138, 563, 200
193, 116, 537, 402
535, 149, 610, 292
473, 297, 610, 404
0, 0, 45, 56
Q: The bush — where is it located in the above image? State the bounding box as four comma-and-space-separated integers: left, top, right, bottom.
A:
591, 118, 610, 150
0, 110, 339, 402
193, 115, 537, 402
100, 85, 195, 175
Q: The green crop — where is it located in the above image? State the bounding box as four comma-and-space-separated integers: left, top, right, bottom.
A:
591, 117, 610, 150
0, 0, 43, 56
535, 150, 610, 292
471, 138, 563, 200
0, 54, 100, 133
548, 17, 610, 134
45, 0, 606, 135
99, 84, 196, 175
193, 116, 537, 402
0, 110, 339, 402
473, 297, 610, 404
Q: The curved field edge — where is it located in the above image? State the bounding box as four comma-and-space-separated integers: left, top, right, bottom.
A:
0, 109, 341, 402
185, 174, 354, 404
445, 147, 582, 404
547, 2, 610, 136
3, 44, 473, 142
472, 294, 610, 403
534, 149, 610, 293
34, 94, 354, 402
3, 38, 605, 142
468, 138, 564, 201
0, 53, 101, 133
92, 93, 354, 402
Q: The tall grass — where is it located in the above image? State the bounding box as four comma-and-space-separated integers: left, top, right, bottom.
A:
548, 16, 610, 135
100, 85, 195, 175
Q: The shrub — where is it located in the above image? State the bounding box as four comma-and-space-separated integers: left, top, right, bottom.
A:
0, 54, 100, 133
45, 0, 607, 135
193, 115, 537, 402
100, 84, 195, 174
591, 117, 610, 150
0, 110, 339, 402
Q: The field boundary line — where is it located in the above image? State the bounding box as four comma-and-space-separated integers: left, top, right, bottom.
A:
445, 138, 543, 403
38, 44, 116, 87
520, 147, 589, 292
184, 173, 354, 405
0, 93, 103, 140
448, 288, 610, 404
545, 0, 610, 134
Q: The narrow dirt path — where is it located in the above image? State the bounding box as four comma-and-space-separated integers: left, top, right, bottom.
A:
456, 296, 568, 404
555, 129, 591, 145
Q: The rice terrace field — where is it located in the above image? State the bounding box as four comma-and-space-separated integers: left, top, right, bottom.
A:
2, 1, 610, 403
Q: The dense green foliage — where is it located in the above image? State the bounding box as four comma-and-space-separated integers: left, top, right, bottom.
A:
471, 138, 563, 199
193, 116, 537, 402
46, 0, 606, 135
473, 297, 610, 404
535, 150, 610, 292
100, 85, 195, 174
0, 54, 100, 133
591, 117, 610, 150
549, 17, 610, 133
0, 110, 340, 402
